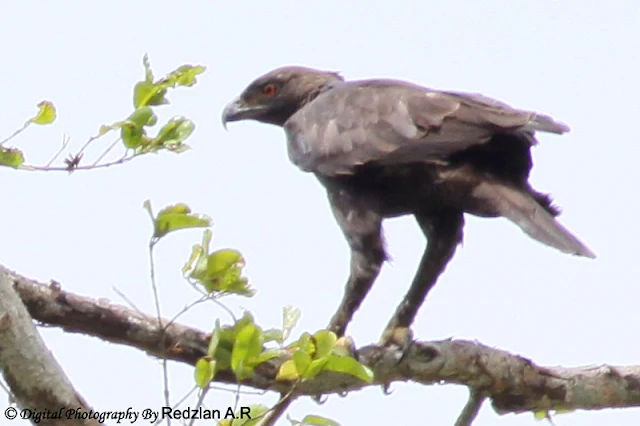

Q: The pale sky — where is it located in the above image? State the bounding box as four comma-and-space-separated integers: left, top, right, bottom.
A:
1, 1, 638, 425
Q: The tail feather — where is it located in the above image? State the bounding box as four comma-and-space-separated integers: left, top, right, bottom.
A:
487, 184, 596, 258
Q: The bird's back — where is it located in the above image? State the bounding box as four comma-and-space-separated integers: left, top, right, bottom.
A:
285, 79, 568, 177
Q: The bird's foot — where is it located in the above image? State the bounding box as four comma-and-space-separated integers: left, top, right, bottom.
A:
379, 326, 414, 362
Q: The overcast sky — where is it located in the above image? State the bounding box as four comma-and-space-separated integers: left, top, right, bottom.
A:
1, 1, 638, 425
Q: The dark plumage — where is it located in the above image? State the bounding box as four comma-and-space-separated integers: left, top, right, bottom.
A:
222, 66, 595, 345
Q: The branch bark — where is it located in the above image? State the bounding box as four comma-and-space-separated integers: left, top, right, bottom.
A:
0, 268, 100, 426
7, 265, 640, 417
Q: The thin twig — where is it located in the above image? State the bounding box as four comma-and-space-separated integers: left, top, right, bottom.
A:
45, 135, 70, 167
546, 413, 557, 426
154, 386, 199, 426
112, 286, 144, 314
148, 241, 171, 426
25, 154, 137, 171
261, 392, 297, 426
208, 385, 266, 396
92, 138, 121, 166
212, 297, 237, 323
77, 132, 105, 156
0, 120, 31, 146
455, 388, 486, 426
187, 388, 208, 426
233, 383, 241, 413
0, 378, 11, 397
163, 296, 209, 331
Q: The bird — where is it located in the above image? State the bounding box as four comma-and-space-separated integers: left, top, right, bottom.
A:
222, 65, 595, 348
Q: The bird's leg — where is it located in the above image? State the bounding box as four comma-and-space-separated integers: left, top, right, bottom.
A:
326, 189, 386, 338
381, 212, 464, 349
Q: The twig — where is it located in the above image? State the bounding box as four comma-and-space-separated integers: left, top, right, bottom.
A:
164, 296, 209, 332
25, 154, 137, 171
187, 388, 208, 426
455, 388, 486, 426
261, 392, 297, 426
45, 135, 70, 167
148, 241, 172, 426
112, 286, 144, 314
77, 132, 105, 156
154, 386, 200, 426
92, 137, 121, 166
212, 297, 237, 323
0, 120, 31, 147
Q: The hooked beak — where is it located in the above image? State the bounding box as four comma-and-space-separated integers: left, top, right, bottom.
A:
221, 97, 266, 130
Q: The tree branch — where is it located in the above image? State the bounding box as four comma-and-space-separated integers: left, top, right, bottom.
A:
455, 389, 485, 426
7, 265, 640, 417
0, 268, 100, 426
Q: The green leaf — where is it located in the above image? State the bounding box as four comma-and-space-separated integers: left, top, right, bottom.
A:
183, 244, 204, 275
213, 346, 232, 371
133, 56, 205, 108
134, 81, 168, 108
207, 319, 222, 357
207, 249, 243, 275
153, 117, 194, 147
247, 348, 281, 366
120, 122, 146, 149
0, 147, 25, 168
203, 249, 253, 296
302, 357, 329, 380
299, 415, 341, 426
120, 106, 157, 149
214, 314, 256, 371
292, 350, 312, 376
152, 203, 211, 239
324, 355, 374, 383
291, 333, 315, 355
234, 362, 254, 380
93, 120, 127, 139
263, 328, 284, 343
166, 64, 206, 88
231, 323, 263, 378
282, 306, 301, 343
185, 229, 212, 279
313, 330, 337, 359
533, 410, 548, 421
184, 231, 252, 296
194, 357, 216, 389
142, 53, 153, 82
230, 405, 268, 426
215, 314, 254, 354
276, 359, 299, 381
32, 101, 56, 125
128, 106, 157, 127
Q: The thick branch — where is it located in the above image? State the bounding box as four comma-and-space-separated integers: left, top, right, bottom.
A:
0, 268, 100, 426
8, 266, 640, 416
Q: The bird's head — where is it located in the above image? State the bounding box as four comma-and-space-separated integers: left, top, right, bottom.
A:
222, 66, 343, 128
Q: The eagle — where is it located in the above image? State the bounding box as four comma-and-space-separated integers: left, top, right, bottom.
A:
222, 66, 595, 347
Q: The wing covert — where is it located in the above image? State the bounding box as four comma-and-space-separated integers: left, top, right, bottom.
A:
284, 80, 567, 176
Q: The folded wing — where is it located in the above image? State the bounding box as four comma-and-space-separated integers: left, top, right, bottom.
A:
284, 80, 569, 175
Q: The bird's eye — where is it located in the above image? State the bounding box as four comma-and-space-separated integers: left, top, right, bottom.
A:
262, 83, 277, 97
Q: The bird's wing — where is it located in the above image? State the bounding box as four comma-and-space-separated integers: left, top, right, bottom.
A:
284, 80, 569, 175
